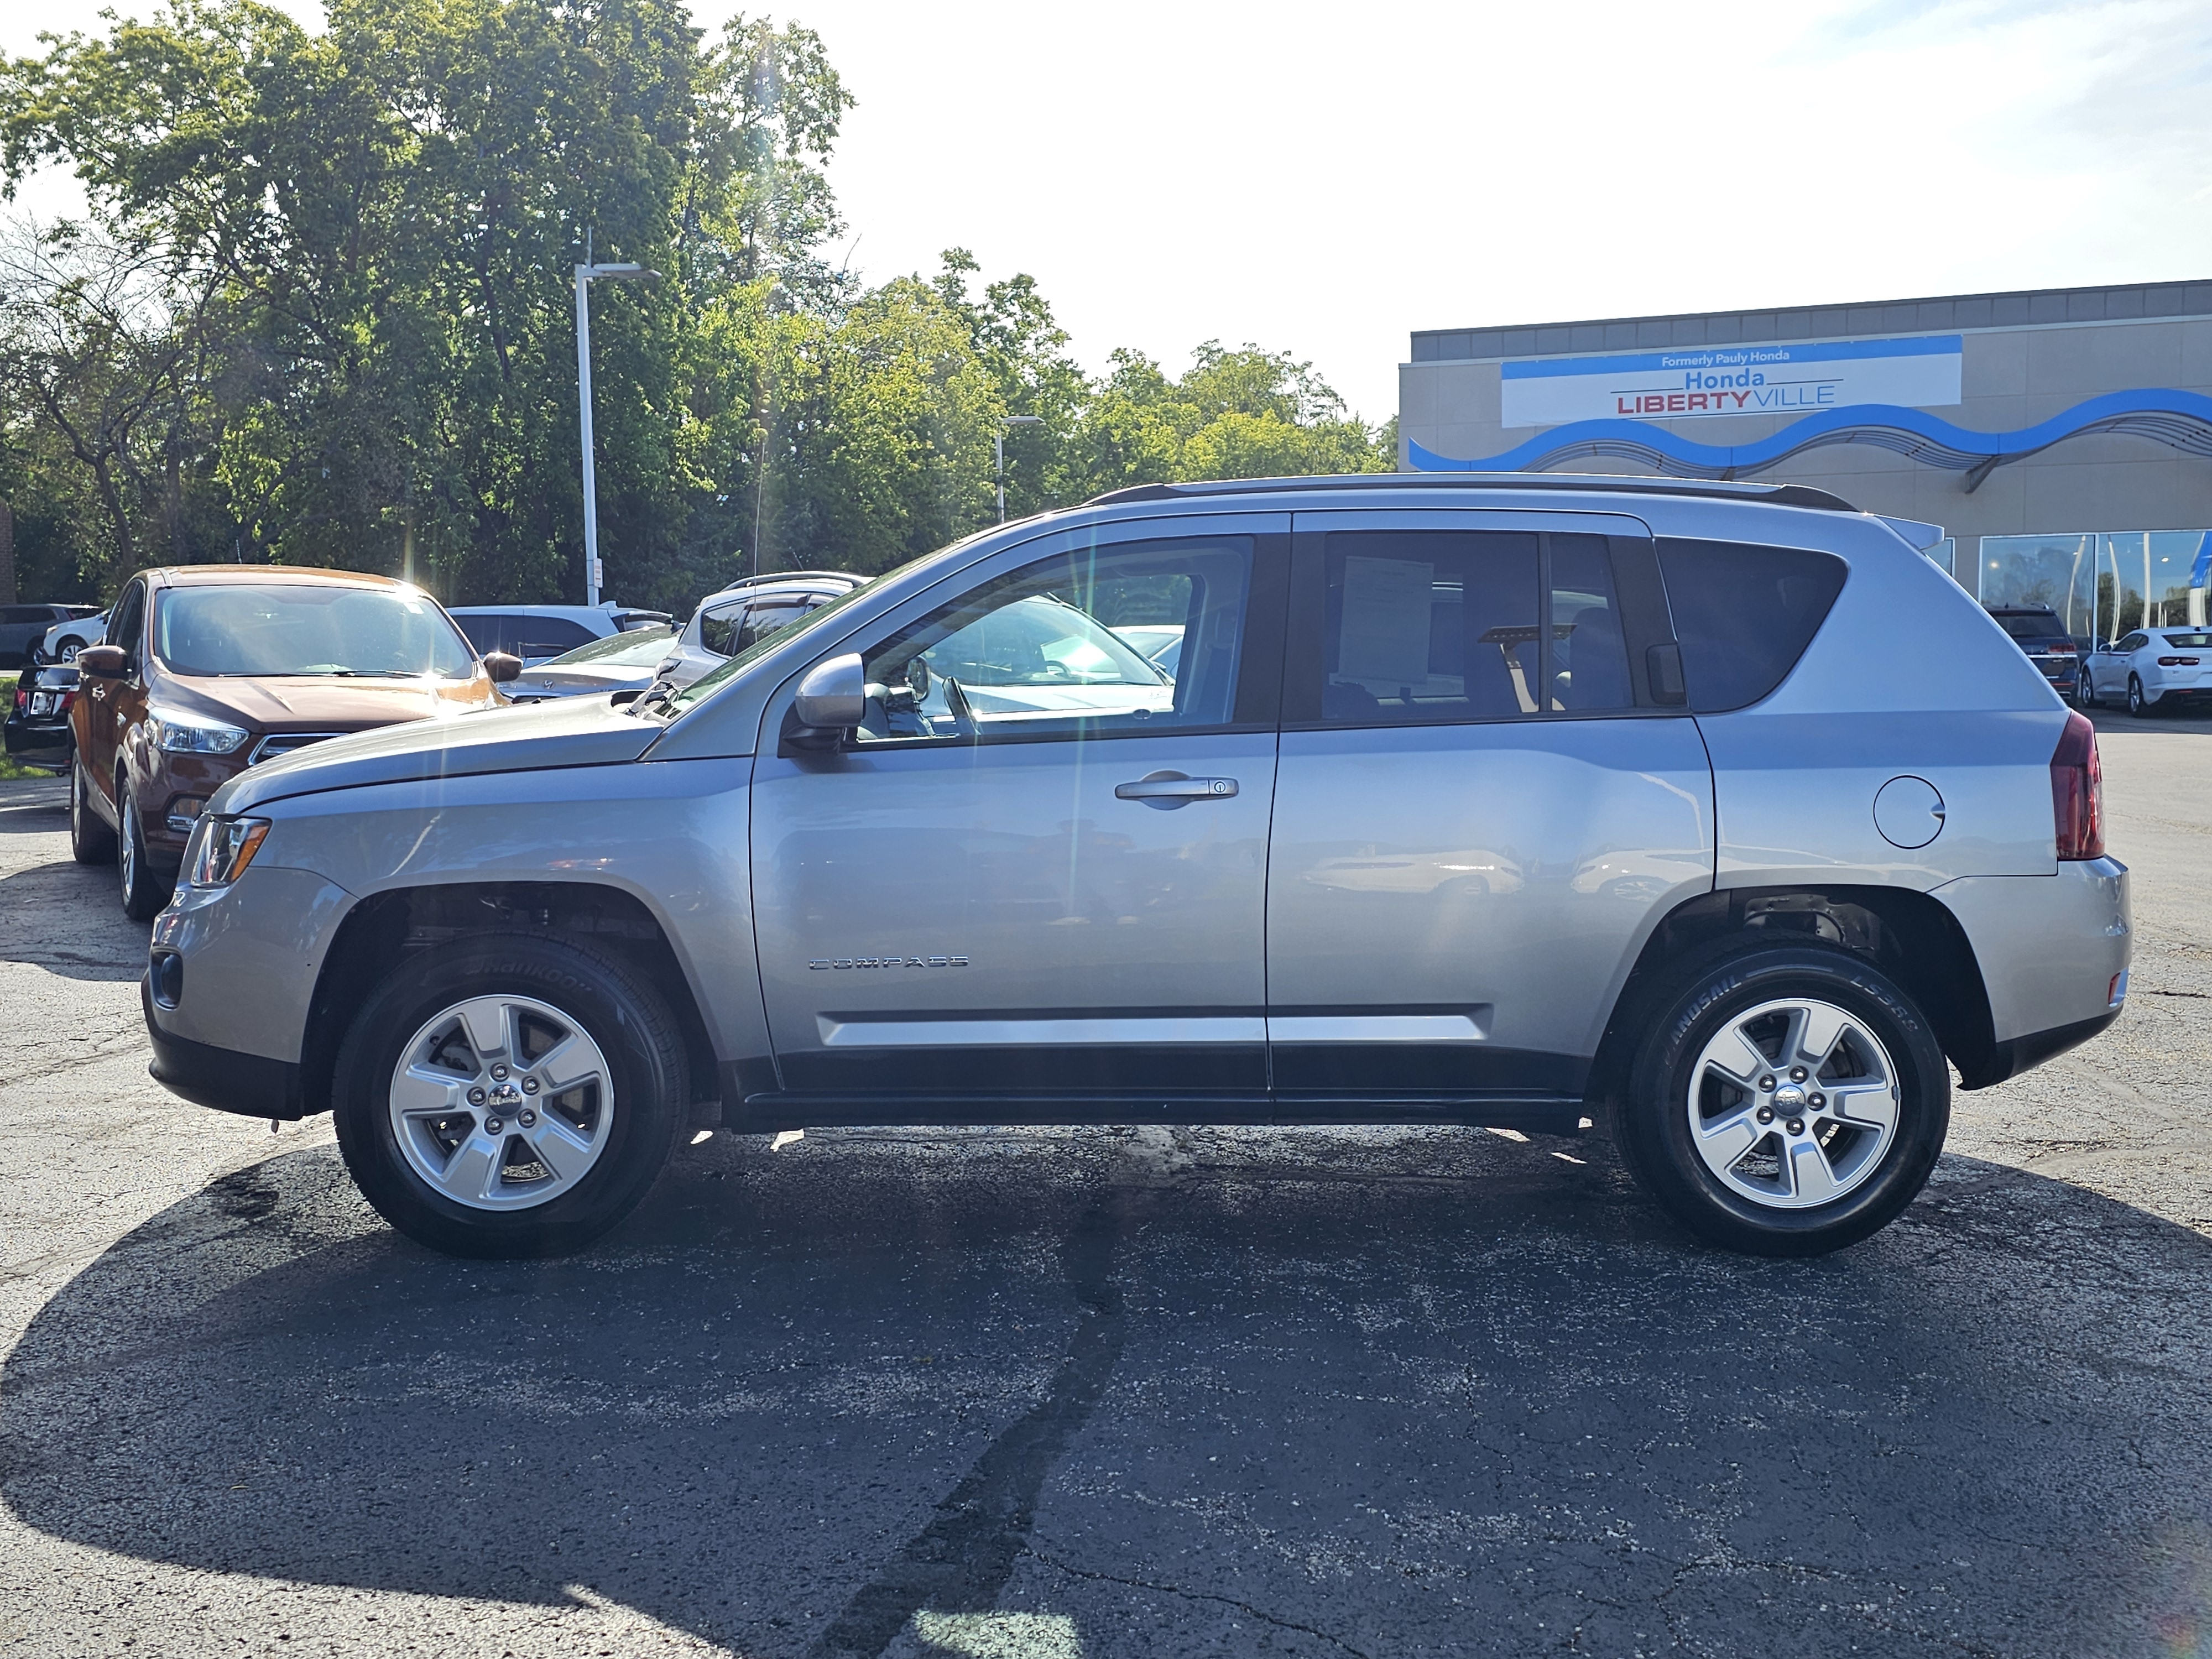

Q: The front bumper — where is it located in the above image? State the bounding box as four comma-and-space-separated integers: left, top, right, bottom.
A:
143, 975, 306, 1119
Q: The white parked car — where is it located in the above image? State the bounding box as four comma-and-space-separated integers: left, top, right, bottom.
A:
653, 571, 865, 692
40, 608, 107, 662
500, 625, 677, 704
1112, 623, 1186, 675
2080, 625, 2212, 715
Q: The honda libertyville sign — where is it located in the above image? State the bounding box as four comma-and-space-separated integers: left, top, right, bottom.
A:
1499, 334, 1964, 429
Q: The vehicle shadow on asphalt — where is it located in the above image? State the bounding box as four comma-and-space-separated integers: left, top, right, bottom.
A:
0, 851, 145, 980
4, 1128, 2210, 1658
0, 786, 67, 835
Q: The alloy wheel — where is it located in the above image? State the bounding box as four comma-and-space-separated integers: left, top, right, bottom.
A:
119, 793, 139, 905
387, 994, 615, 1211
1685, 996, 1901, 1210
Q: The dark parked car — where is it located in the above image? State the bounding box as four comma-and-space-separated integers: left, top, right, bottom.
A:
447, 604, 674, 667
1985, 604, 2081, 696
6, 662, 79, 773
1, 603, 100, 669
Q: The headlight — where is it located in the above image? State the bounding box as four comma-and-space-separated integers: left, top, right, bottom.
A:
186, 815, 270, 887
148, 706, 250, 755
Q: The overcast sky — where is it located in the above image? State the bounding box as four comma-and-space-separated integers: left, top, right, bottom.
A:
8, 0, 2211, 421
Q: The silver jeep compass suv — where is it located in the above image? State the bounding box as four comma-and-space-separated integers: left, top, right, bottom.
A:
142, 474, 2128, 1259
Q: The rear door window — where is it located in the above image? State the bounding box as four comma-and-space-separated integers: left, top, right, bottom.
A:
699, 596, 823, 658
1303, 529, 1645, 726
457, 613, 597, 657
453, 613, 509, 655
1654, 539, 1849, 712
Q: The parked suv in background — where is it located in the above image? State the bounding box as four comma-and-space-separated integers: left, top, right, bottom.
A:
650, 571, 866, 692
39, 609, 107, 663
144, 476, 2127, 1261
1985, 604, 2081, 699
1, 603, 99, 668
72, 567, 519, 918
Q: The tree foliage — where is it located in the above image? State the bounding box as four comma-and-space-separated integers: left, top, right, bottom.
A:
0, 1, 1391, 608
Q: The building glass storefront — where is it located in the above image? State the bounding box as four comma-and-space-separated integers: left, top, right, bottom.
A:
1977, 530, 2210, 641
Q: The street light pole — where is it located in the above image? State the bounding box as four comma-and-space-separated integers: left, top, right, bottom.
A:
996, 415, 1044, 523
574, 258, 656, 607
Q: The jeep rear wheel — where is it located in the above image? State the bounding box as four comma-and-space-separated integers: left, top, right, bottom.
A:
1613, 943, 1949, 1256
332, 934, 687, 1258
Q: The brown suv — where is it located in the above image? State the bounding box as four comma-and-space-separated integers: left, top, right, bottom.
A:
70, 566, 518, 917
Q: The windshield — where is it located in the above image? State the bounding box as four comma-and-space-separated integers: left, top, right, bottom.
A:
154, 583, 479, 678
538, 625, 675, 669
662, 575, 882, 714
2162, 631, 2212, 648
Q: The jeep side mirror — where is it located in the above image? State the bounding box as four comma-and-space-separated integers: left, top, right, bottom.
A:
793, 653, 865, 732
482, 651, 523, 684
76, 644, 128, 680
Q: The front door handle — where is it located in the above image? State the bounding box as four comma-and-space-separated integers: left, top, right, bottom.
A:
1115, 770, 1238, 809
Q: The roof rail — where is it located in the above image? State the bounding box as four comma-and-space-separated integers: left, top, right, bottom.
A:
1081, 472, 1858, 513
712, 570, 865, 593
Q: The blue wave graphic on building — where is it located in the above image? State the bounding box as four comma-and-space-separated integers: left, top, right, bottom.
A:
1406, 389, 2212, 480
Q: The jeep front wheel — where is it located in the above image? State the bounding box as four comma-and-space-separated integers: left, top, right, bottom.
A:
332, 934, 687, 1258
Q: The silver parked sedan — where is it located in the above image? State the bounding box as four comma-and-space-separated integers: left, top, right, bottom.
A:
142, 474, 2130, 1260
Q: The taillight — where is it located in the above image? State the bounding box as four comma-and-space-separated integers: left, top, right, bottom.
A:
2046, 640, 2077, 654
2051, 711, 2104, 860
11, 688, 23, 712
2157, 655, 2199, 666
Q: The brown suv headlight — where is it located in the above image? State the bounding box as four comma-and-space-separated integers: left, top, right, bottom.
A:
186, 815, 271, 887
148, 706, 250, 755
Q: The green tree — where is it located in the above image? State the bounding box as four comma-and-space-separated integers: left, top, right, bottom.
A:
1, 3, 1392, 612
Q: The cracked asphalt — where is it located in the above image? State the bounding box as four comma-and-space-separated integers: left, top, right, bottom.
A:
3, 707, 2209, 1659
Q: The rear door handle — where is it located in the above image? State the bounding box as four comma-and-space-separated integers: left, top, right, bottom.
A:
1115, 770, 1238, 808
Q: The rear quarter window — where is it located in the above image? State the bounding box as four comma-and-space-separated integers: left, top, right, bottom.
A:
1655, 539, 1849, 712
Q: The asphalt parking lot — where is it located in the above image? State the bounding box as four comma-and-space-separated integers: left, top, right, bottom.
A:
2, 709, 2209, 1659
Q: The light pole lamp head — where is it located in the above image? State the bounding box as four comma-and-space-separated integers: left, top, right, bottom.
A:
578, 262, 662, 284
1000, 415, 1044, 428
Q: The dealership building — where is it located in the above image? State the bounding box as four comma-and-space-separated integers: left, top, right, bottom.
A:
1397, 280, 2212, 634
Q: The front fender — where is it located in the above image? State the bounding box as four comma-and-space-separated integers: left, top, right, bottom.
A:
249, 756, 761, 1066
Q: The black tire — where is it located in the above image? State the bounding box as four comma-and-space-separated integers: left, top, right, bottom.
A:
332, 933, 688, 1258
1612, 942, 1950, 1256
2127, 674, 2147, 717
2073, 670, 2096, 709
70, 758, 116, 865
118, 787, 172, 920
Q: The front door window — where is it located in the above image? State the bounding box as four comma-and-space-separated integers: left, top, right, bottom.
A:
855, 538, 1255, 741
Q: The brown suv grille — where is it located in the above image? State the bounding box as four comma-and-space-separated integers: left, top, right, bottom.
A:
248, 732, 346, 766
